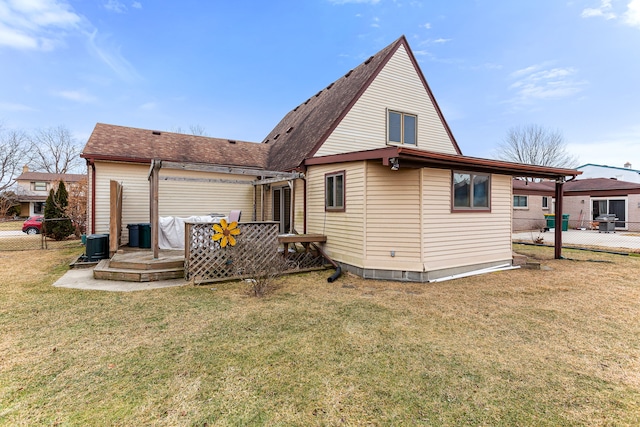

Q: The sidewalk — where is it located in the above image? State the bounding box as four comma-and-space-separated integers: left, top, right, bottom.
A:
513, 229, 640, 250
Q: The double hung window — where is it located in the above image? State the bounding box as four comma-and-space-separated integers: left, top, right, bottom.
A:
325, 171, 345, 211
388, 110, 416, 145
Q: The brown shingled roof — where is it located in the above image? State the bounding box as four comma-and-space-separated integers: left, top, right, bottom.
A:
16, 171, 86, 182
513, 178, 640, 195
263, 35, 461, 171
81, 123, 269, 169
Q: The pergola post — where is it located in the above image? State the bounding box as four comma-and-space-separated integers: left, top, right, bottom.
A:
149, 159, 161, 259
554, 179, 564, 259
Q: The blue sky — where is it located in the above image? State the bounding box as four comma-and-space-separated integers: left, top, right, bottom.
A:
1, 0, 639, 169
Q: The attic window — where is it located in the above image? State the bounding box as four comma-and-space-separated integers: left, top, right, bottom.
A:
344, 70, 353, 78
286, 127, 293, 133
364, 55, 374, 64
152, 131, 162, 135
228, 140, 236, 144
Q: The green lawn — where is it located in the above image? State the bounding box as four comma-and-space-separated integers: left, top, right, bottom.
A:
1, 245, 640, 425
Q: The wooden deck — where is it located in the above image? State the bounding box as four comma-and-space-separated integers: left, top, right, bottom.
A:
94, 248, 185, 282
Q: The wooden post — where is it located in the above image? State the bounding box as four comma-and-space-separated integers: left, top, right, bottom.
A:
289, 180, 295, 233
109, 180, 122, 255
149, 159, 161, 259
554, 180, 564, 259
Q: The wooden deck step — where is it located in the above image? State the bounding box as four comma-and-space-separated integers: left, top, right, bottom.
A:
94, 259, 184, 282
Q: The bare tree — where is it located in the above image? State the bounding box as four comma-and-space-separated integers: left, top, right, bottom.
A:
495, 124, 578, 169
170, 124, 208, 136
0, 125, 30, 193
29, 125, 82, 174
65, 177, 87, 236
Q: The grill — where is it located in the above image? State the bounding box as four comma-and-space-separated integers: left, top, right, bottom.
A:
595, 214, 617, 233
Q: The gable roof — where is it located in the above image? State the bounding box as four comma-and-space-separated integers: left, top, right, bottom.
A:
263, 35, 461, 171
82, 123, 269, 169
16, 171, 86, 183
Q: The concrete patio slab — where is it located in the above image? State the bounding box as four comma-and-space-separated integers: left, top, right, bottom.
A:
53, 267, 189, 292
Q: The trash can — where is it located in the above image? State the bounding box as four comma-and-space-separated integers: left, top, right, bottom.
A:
544, 214, 555, 230
86, 234, 109, 261
544, 214, 570, 231
127, 223, 140, 247
139, 223, 151, 248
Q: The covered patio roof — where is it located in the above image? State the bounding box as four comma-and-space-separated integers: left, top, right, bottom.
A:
304, 146, 581, 180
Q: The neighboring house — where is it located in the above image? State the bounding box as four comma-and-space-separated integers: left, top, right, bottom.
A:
513, 178, 640, 231
577, 163, 640, 183
14, 166, 86, 217
81, 36, 579, 282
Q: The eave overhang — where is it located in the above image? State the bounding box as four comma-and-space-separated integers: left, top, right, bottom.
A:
304, 146, 582, 180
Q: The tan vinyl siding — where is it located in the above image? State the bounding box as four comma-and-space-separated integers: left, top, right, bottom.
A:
315, 44, 458, 158
93, 162, 260, 244
306, 162, 365, 267
421, 169, 512, 271
363, 163, 422, 270
158, 168, 256, 219
94, 162, 149, 237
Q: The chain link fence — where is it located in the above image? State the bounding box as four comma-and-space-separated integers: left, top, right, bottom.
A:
0, 219, 83, 251
513, 216, 640, 253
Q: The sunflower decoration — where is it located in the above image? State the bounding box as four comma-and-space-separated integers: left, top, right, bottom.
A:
212, 219, 241, 248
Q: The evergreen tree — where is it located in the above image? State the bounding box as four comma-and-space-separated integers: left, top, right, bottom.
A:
44, 182, 74, 240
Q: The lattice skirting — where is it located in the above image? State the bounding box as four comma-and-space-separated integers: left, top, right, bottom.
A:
185, 222, 326, 284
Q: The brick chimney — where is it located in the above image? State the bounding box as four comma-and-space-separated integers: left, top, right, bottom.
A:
624, 162, 632, 169
22, 165, 29, 173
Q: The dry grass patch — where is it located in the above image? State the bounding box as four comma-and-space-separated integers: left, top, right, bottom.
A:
1, 245, 640, 425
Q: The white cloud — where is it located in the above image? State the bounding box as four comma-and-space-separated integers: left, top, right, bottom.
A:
624, 0, 640, 27
53, 89, 97, 103
0, 0, 82, 50
104, 0, 127, 13
86, 30, 141, 83
433, 38, 451, 43
131, 1, 142, 9
507, 64, 587, 104
581, 0, 616, 20
371, 16, 380, 27
422, 22, 431, 29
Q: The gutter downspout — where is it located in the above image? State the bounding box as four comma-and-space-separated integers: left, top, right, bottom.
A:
88, 158, 96, 235
311, 242, 342, 283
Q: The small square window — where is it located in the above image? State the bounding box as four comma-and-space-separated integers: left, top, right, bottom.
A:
387, 110, 417, 145
513, 195, 528, 208
325, 171, 345, 211
453, 172, 491, 211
